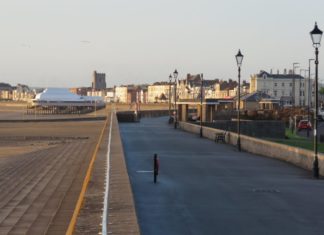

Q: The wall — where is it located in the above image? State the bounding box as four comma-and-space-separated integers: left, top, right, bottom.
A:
117, 110, 169, 122
201, 120, 285, 139
179, 121, 324, 176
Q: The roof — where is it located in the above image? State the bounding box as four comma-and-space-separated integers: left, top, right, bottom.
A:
180, 74, 218, 87
257, 70, 304, 79
34, 88, 103, 102
240, 91, 274, 102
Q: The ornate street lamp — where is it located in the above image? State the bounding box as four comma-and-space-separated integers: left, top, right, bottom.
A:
168, 74, 172, 123
200, 73, 204, 137
308, 59, 315, 137
173, 69, 178, 129
235, 49, 243, 151
310, 22, 323, 178
292, 62, 300, 107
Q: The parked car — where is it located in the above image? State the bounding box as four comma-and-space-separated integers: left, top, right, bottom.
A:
297, 120, 312, 131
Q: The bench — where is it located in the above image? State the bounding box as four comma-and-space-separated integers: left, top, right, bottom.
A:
215, 132, 226, 143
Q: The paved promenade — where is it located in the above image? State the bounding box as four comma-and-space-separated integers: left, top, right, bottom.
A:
0, 121, 104, 234
120, 117, 324, 235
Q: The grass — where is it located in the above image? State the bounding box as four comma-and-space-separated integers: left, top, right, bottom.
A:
269, 128, 324, 153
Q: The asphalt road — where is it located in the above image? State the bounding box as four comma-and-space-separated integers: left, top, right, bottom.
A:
120, 117, 324, 235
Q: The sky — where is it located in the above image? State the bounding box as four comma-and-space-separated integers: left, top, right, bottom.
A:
1, 0, 324, 88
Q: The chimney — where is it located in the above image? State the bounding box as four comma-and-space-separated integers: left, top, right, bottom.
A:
277, 69, 279, 74
284, 69, 287, 74
270, 69, 273, 74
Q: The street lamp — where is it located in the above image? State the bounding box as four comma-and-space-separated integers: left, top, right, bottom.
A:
200, 73, 204, 137
300, 68, 307, 107
173, 69, 178, 129
310, 22, 323, 178
308, 59, 315, 137
168, 74, 172, 123
235, 49, 243, 152
293, 62, 300, 106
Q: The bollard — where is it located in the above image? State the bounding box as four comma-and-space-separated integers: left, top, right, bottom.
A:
153, 154, 159, 184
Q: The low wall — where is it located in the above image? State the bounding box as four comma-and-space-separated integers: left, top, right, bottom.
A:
179, 121, 324, 176
117, 110, 169, 122
107, 113, 140, 234
201, 120, 285, 139
139, 109, 169, 118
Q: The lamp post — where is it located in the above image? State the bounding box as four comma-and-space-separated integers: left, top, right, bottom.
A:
308, 59, 315, 137
300, 68, 307, 107
235, 49, 243, 152
310, 22, 322, 178
293, 62, 300, 106
200, 73, 204, 137
173, 69, 178, 129
168, 74, 172, 123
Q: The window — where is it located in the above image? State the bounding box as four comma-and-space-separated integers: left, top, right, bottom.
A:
274, 83, 277, 87
290, 83, 292, 87
274, 90, 277, 97
282, 91, 284, 96
282, 83, 285, 87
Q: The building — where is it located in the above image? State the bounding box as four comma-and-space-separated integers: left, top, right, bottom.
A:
30, 88, 105, 114
87, 90, 106, 97
0, 83, 13, 100
237, 91, 279, 110
177, 74, 203, 100
250, 70, 312, 107
13, 84, 35, 101
92, 71, 106, 90
138, 85, 148, 104
105, 88, 115, 103
115, 86, 128, 103
214, 79, 238, 98
147, 82, 170, 103
176, 74, 248, 101
69, 87, 90, 96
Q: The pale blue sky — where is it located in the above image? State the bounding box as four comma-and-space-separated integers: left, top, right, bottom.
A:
0, 0, 324, 88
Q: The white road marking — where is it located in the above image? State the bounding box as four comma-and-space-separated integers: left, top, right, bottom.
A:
136, 170, 153, 173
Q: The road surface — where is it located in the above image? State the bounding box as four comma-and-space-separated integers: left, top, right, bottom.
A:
120, 117, 324, 235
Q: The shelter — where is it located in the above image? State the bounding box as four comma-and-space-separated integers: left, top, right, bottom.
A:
28, 88, 105, 114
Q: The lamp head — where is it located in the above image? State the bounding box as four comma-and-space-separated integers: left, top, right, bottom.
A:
235, 49, 244, 67
173, 69, 178, 79
310, 22, 323, 48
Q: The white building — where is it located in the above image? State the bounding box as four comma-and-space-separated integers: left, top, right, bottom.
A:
13, 84, 35, 101
115, 86, 128, 103
147, 83, 170, 103
87, 90, 106, 97
32, 88, 105, 108
250, 70, 313, 107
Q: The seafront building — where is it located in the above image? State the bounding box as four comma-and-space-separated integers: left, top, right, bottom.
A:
29, 88, 105, 114
147, 82, 170, 103
250, 70, 313, 107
